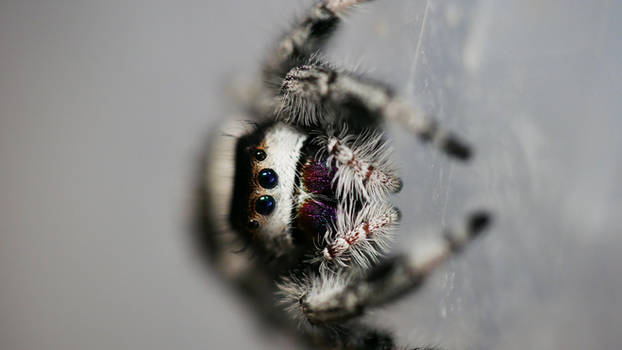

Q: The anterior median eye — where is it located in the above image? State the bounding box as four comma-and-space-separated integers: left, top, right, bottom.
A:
255, 195, 276, 215
258, 168, 278, 189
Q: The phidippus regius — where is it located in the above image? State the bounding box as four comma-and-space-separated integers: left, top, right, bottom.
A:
197, 1, 491, 349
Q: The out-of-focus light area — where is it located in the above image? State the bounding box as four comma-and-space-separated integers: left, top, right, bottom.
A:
1, 0, 620, 349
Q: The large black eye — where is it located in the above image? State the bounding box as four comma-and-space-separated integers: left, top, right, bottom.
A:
255, 195, 276, 215
258, 168, 278, 189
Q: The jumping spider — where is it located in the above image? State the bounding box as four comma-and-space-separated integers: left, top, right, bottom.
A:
198, 1, 491, 349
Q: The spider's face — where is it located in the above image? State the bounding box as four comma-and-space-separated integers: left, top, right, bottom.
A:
207, 121, 317, 257
207, 120, 347, 259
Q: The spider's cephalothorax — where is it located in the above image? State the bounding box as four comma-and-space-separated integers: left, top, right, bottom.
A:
201, 1, 491, 349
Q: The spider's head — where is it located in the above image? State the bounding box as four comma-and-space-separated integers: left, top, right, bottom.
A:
205, 120, 308, 258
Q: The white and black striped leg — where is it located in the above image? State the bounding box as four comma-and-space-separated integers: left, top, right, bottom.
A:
262, 0, 373, 88
293, 212, 490, 325
280, 64, 472, 160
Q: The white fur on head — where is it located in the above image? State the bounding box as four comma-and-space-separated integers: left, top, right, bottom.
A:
251, 123, 307, 254
205, 120, 308, 256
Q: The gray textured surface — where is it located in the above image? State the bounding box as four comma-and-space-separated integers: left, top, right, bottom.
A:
1, 0, 621, 349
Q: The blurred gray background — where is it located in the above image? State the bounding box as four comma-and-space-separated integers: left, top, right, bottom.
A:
1, 0, 621, 349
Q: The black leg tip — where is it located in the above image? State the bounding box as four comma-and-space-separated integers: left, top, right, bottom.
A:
393, 207, 402, 222
443, 135, 472, 161
468, 211, 492, 237
393, 178, 404, 193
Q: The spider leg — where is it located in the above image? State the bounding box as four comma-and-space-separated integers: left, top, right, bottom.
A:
316, 130, 402, 200
281, 211, 491, 325
262, 0, 373, 90
320, 202, 400, 269
308, 321, 441, 350
280, 63, 472, 160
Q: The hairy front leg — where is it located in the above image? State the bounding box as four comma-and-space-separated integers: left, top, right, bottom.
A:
262, 0, 373, 89
279, 211, 491, 325
279, 63, 473, 160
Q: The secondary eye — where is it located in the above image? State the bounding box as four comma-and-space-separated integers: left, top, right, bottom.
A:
258, 168, 278, 189
255, 195, 276, 215
254, 149, 267, 161
247, 219, 259, 229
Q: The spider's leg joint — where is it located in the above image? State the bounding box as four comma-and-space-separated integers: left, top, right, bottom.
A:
444, 210, 492, 253
440, 132, 472, 161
